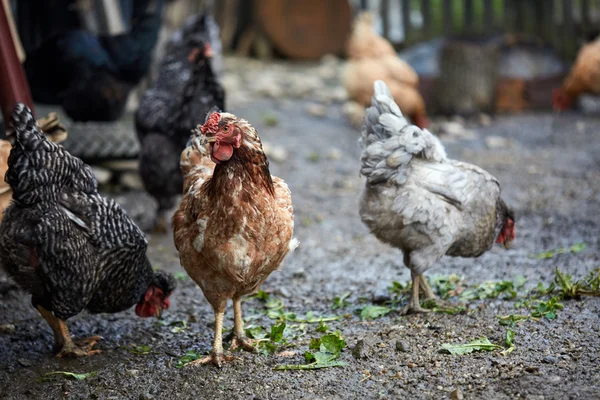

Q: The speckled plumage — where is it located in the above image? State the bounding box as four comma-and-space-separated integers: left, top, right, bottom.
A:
0, 104, 175, 322
135, 13, 225, 227
172, 112, 297, 366
359, 81, 513, 312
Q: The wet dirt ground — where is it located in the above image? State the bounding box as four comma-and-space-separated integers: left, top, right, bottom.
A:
0, 60, 599, 399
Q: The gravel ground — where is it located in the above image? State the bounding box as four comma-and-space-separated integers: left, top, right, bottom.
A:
0, 58, 599, 400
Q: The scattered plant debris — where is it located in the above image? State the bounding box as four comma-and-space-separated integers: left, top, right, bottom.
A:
273, 332, 346, 370
532, 242, 587, 259
441, 337, 503, 355
360, 305, 392, 320
40, 371, 98, 382
500, 329, 515, 356
332, 292, 351, 310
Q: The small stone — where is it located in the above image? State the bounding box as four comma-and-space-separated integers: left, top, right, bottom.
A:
18, 358, 32, 367
524, 365, 539, 373
187, 314, 198, 323
542, 356, 558, 364
395, 340, 410, 353
342, 101, 364, 128
450, 387, 464, 400
0, 324, 16, 334
126, 369, 140, 377
120, 172, 144, 190
479, 114, 492, 126
485, 135, 513, 149
91, 166, 112, 185
269, 147, 289, 164
277, 350, 297, 357
276, 286, 291, 298
352, 339, 370, 360
327, 149, 342, 160
306, 103, 327, 118
371, 290, 391, 304
407, 362, 416, 368
139, 394, 153, 400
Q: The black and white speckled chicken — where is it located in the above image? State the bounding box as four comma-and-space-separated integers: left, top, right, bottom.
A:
0, 104, 176, 358
135, 12, 225, 233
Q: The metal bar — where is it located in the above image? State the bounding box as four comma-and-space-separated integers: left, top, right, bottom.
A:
402, 0, 411, 43
443, 0, 452, 34
420, 0, 431, 37
360, 0, 369, 11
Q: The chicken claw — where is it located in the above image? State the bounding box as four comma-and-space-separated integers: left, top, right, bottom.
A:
57, 336, 102, 358
401, 272, 432, 315
229, 336, 258, 353
186, 352, 234, 368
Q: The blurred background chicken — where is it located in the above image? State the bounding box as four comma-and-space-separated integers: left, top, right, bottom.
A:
172, 111, 297, 367
552, 35, 600, 111
342, 12, 429, 128
359, 81, 515, 313
135, 12, 225, 233
0, 104, 175, 357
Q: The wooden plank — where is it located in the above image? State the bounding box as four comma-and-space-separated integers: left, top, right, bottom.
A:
464, 0, 474, 30
443, 0, 452, 34
562, 0, 574, 58
483, 0, 494, 31
380, 0, 390, 40
421, 0, 432, 37
402, 0, 411, 43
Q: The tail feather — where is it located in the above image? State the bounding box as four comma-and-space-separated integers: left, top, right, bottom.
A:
8, 103, 96, 206
359, 80, 446, 185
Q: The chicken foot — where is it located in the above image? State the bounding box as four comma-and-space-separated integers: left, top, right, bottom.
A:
401, 272, 433, 314
36, 306, 101, 357
187, 307, 233, 368
229, 297, 258, 353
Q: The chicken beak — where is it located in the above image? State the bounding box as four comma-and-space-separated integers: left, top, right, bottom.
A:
155, 308, 162, 319
206, 136, 217, 143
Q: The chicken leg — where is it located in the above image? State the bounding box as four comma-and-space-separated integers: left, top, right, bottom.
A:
152, 210, 169, 234
402, 272, 432, 314
187, 302, 233, 368
419, 275, 437, 301
36, 306, 101, 357
229, 297, 258, 352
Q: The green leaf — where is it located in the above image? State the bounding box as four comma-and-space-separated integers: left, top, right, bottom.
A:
316, 321, 329, 333
173, 272, 188, 281
505, 329, 515, 347
497, 314, 529, 326
360, 305, 392, 320
440, 337, 503, 355
265, 297, 284, 310
245, 325, 267, 340
319, 332, 345, 355
121, 344, 153, 355
175, 351, 201, 368
269, 322, 286, 343
170, 320, 187, 334
332, 292, 351, 310
40, 371, 98, 382
569, 242, 587, 253
274, 332, 347, 371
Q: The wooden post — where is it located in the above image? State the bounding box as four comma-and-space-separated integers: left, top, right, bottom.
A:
0, 1, 35, 126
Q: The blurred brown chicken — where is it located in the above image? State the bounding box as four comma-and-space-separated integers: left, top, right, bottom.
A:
343, 12, 429, 128
553, 35, 600, 111
0, 112, 67, 223
172, 111, 297, 367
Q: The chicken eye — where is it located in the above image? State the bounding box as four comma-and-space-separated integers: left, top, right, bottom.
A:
222, 126, 230, 132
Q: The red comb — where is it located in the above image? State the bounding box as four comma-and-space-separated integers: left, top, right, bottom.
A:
201, 112, 221, 134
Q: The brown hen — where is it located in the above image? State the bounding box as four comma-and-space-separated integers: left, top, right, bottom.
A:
343, 12, 429, 128
553, 35, 600, 110
172, 111, 297, 367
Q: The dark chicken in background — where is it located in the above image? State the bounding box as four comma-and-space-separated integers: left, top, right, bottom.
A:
359, 81, 515, 314
135, 13, 225, 233
0, 104, 175, 357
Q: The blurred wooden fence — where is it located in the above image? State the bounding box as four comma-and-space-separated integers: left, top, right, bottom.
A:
358, 0, 600, 59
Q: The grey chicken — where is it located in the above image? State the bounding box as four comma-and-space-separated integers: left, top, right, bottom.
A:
135, 13, 225, 233
0, 104, 176, 357
359, 80, 516, 314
